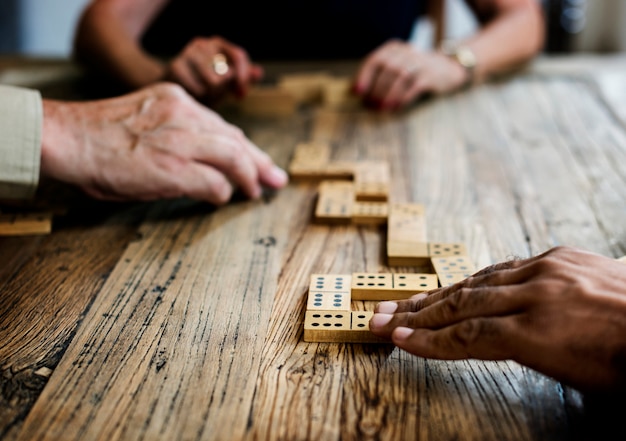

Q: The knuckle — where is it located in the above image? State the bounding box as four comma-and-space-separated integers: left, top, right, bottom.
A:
533, 256, 561, 274
191, 37, 206, 46
220, 144, 247, 172
155, 81, 186, 98
230, 126, 245, 139
443, 288, 472, 316
452, 319, 484, 348
386, 62, 406, 74
228, 138, 246, 157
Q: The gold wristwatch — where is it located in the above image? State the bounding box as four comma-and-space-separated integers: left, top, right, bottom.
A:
441, 41, 477, 87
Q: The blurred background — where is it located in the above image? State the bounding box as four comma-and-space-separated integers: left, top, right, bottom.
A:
0, 0, 625, 57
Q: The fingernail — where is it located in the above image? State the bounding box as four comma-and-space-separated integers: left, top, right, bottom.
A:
393, 327, 414, 342
376, 301, 398, 314
369, 313, 393, 329
268, 165, 288, 187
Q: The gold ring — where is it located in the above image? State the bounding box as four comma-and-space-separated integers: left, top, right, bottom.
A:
212, 53, 229, 76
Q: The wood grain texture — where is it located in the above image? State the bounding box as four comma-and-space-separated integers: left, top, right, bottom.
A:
0, 203, 148, 441
4, 57, 626, 441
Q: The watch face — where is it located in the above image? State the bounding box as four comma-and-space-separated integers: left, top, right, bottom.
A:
457, 47, 477, 68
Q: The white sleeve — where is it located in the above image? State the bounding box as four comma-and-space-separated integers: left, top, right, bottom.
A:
0, 84, 42, 199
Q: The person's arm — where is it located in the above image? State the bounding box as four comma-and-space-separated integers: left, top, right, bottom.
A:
462, 0, 545, 82
73, 0, 262, 101
354, 0, 544, 110
40, 82, 287, 203
73, 0, 168, 89
369, 246, 626, 395
0, 85, 42, 199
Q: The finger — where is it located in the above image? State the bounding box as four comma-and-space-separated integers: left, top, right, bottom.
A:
221, 44, 253, 95
192, 134, 262, 199
168, 59, 207, 97
87, 154, 235, 204
382, 69, 417, 110
238, 136, 288, 189
187, 44, 234, 91
354, 50, 385, 96
250, 64, 264, 82
472, 257, 526, 277
176, 161, 235, 205
367, 65, 401, 108
397, 74, 425, 108
391, 316, 518, 360
354, 62, 375, 96
383, 263, 530, 316
365, 46, 408, 107
422, 262, 541, 308
370, 284, 534, 337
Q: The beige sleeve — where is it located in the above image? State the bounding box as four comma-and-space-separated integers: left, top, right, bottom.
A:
0, 84, 42, 199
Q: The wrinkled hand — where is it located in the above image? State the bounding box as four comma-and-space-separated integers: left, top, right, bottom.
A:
164, 36, 263, 103
40, 83, 288, 203
354, 40, 468, 111
369, 246, 626, 394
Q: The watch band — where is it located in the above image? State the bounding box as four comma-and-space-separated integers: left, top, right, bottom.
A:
441, 41, 477, 87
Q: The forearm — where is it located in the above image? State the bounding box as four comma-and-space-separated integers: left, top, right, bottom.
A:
73, 2, 166, 88
41, 100, 88, 184
461, 1, 545, 82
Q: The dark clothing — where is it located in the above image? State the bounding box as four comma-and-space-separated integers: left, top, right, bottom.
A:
142, 0, 427, 60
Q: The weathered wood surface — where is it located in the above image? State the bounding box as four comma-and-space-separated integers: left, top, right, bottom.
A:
2, 56, 626, 441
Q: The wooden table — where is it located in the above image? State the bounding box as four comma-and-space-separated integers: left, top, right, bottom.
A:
1, 55, 626, 441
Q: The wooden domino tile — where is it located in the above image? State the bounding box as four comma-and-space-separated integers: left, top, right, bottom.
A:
314, 181, 355, 224
386, 241, 430, 267
307, 274, 352, 311
351, 273, 438, 301
431, 255, 476, 287
387, 203, 427, 243
308, 273, 352, 292
290, 142, 331, 169
428, 242, 467, 258
277, 72, 331, 104
0, 212, 53, 236
303, 310, 387, 343
321, 77, 361, 110
353, 162, 390, 202
386, 204, 428, 264
322, 161, 358, 180
351, 202, 388, 226
238, 86, 297, 116
288, 142, 356, 180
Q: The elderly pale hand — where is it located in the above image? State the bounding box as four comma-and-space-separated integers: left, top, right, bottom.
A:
40, 83, 288, 203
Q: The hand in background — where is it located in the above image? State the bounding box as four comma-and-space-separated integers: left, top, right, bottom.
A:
369, 246, 626, 394
40, 83, 287, 204
354, 40, 468, 111
165, 36, 264, 103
